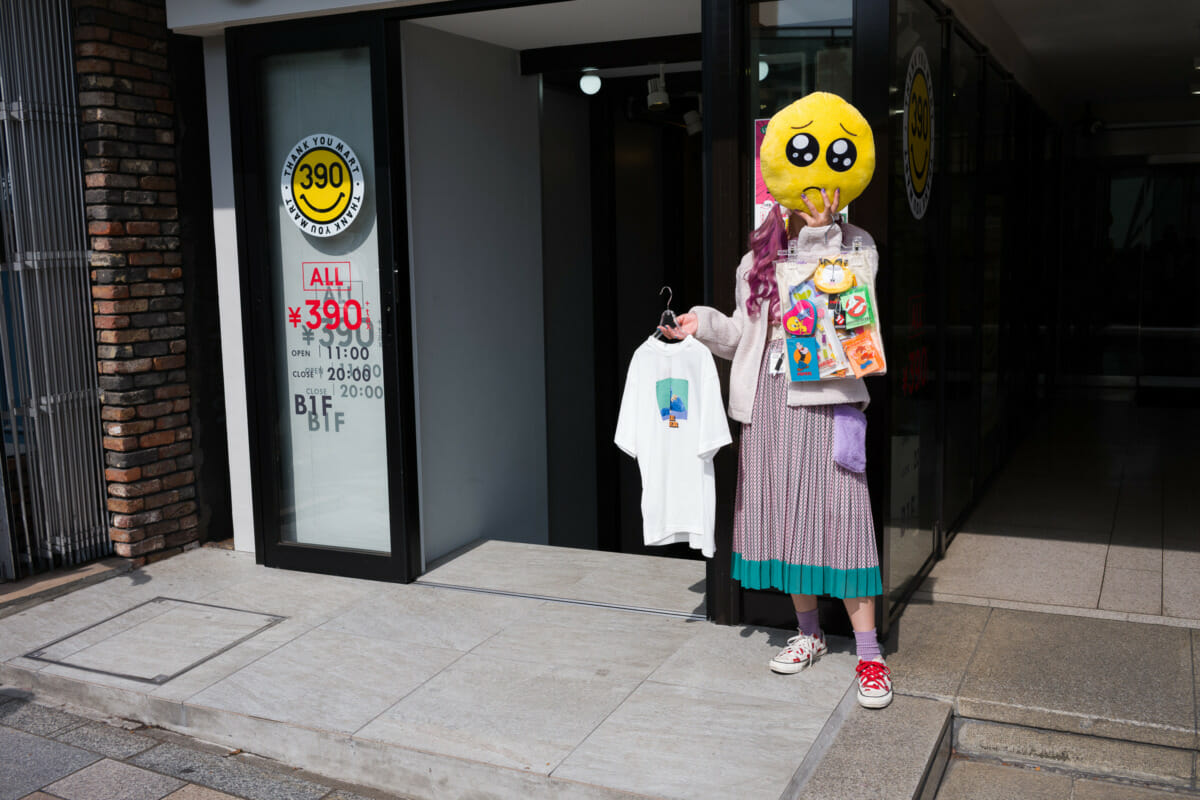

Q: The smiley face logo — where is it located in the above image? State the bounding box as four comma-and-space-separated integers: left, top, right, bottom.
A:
280, 134, 366, 238
903, 46, 934, 219
758, 92, 876, 215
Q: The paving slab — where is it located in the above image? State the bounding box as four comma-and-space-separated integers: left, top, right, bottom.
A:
162, 787, 245, 800
556, 680, 830, 800
1110, 479, 1162, 538
565, 555, 707, 615
0, 589, 148, 665
87, 550, 258, 607
1105, 540, 1163, 573
1163, 549, 1200, 619
0, 727, 100, 800
0, 698, 88, 736
934, 760, 1070, 800
187, 627, 462, 735
1195, 629, 1200, 753
920, 530, 1107, 608
420, 540, 708, 616
199, 567, 386, 628
953, 719, 1194, 787
1098, 567, 1162, 615
0, 558, 130, 619
26, 598, 180, 666
33, 599, 282, 685
357, 653, 642, 772
885, 602, 991, 700
149, 617, 312, 703
320, 582, 540, 652
793, 694, 951, 800
44, 758, 184, 800
647, 622, 856, 705
1163, 472, 1200, 542
1072, 779, 1200, 799
130, 743, 330, 800
170, 703, 649, 800
478, 601, 704, 680
967, 482, 1119, 534
53, 719, 157, 759
956, 609, 1196, 749
419, 540, 606, 598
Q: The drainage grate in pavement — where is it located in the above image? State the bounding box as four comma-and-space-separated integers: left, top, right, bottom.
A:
24, 597, 285, 685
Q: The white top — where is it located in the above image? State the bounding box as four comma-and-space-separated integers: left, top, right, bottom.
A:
614, 335, 733, 557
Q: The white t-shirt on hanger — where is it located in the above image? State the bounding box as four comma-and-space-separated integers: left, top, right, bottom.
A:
614, 335, 733, 557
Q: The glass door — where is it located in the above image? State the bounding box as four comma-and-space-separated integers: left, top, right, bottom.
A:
883, 0, 943, 613
228, 18, 420, 581
942, 28, 982, 533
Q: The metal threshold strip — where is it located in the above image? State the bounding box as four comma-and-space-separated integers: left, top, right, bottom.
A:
415, 578, 708, 621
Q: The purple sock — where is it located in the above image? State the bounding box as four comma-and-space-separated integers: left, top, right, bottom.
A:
854, 629, 882, 661
796, 608, 822, 639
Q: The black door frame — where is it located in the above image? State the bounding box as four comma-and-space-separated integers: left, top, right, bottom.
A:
224, 0, 624, 584
226, 16, 421, 581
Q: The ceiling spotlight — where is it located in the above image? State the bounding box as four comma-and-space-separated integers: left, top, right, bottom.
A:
647, 64, 669, 110
1191, 81, 1200, 95
579, 67, 601, 95
759, 60, 769, 81
684, 109, 702, 136
1194, 56, 1200, 70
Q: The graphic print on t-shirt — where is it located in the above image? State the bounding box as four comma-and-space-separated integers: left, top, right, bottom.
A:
656, 377, 689, 422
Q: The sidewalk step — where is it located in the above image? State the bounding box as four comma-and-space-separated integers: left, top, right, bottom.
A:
786, 692, 952, 800
936, 759, 1200, 800
9, 667, 653, 800
952, 718, 1200, 792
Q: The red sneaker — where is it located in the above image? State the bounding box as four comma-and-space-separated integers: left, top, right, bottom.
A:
855, 659, 893, 708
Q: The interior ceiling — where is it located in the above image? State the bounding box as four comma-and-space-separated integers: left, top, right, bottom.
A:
417, 0, 1198, 112
415, 0, 700, 51
983, 0, 1200, 109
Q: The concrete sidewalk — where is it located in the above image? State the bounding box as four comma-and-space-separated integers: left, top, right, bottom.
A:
0, 694, 405, 800
0, 546, 871, 800
5, 544, 1198, 799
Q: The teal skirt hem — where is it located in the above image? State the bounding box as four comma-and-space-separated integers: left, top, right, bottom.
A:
731, 554, 882, 599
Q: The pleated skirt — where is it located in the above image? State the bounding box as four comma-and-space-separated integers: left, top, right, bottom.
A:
730, 338, 882, 599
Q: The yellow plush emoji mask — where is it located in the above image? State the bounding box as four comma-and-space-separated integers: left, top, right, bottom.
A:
759, 92, 875, 214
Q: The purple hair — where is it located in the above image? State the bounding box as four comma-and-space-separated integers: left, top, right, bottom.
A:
746, 203, 789, 319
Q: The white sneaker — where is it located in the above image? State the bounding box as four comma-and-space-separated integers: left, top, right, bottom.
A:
855, 658, 893, 709
769, 632, 827, 674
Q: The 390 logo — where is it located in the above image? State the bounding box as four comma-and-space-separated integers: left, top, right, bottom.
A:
902, 46, 933, 220
280, 134, 365, 237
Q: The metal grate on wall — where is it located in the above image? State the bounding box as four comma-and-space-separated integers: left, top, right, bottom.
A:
0, 0, 109, 581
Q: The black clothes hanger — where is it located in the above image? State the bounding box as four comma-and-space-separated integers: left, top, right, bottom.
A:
653, 285, 680, 342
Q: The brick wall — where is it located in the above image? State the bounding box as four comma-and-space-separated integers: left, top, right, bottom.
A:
73, 0, 199, 564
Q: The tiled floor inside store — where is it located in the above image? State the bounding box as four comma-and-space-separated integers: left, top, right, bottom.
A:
917, 394, 1200, 625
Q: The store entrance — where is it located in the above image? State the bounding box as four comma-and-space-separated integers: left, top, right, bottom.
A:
397, 5, 709, 615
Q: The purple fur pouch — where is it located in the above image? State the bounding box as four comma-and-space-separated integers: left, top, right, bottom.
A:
832, 404, 867, 473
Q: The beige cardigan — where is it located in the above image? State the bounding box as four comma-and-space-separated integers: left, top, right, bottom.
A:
690, 222, 877, 424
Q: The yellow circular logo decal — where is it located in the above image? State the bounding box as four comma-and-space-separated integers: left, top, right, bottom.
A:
903, 46, 933, 219
280, 134, 365, 238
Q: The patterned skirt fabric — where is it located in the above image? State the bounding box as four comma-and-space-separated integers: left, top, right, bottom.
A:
731, 338, 882, 599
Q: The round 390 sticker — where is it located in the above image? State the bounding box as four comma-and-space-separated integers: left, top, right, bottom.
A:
280, 134, 365, 238
902, 46, 933, 220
